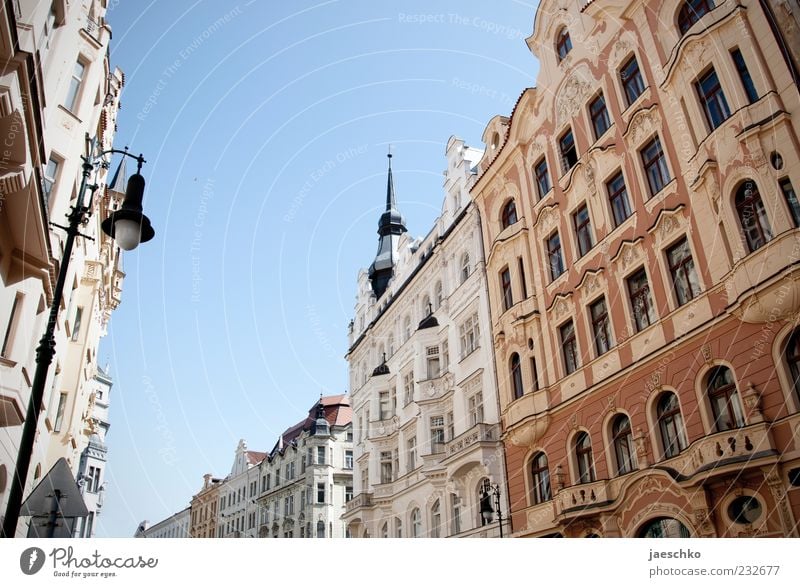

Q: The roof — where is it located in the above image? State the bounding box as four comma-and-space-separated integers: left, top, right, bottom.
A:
246, 450, 267, 465
267, 394, 351, 457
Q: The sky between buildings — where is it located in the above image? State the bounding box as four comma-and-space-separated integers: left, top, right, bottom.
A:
97, 0, 539, 537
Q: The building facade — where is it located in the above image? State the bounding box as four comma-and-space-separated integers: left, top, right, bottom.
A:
189, 473, 222, 538
343, 142, 508, 538
1, 0, 127, 536
135, 508, 191, 539
470, 0, 800, 537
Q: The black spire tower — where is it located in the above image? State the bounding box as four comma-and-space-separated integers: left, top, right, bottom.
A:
368, 151, 407, 298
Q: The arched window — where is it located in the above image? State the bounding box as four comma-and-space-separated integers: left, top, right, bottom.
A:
394, 517, 402, 538
316, 520, 325, 538
501, 200, 518, 228
403, 315, 412, 342
421, 294, 432, 316
678, 0, 715, 35
556, 27, 572, 61
706, 366, 744, 431
575, 431, 596, 484
611, 414, 637, 475
381, 522, 388, 538
638, 517, 691, 538
460, 253, 471, 283
430, 499, 442, 538
735, 181, 773, 252
657, 392, 687, 458
530, 452, 552, 504
411, 508, 422, 538
434, 281, 443, 310
510, 353, 523, 400
786, 329, 800, 402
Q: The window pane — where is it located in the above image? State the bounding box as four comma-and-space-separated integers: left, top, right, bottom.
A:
589, 93, 611, 139
667, 238, 701, 305
607, 171, 631, 226
620, 56, 645, 106
695, 68, 730, 130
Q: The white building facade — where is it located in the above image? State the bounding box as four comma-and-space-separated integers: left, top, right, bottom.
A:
135, 507, 191, 539
343, 139, 508, 538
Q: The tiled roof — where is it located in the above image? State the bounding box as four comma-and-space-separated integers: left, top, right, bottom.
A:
246, 450, 267, 465
267, 395, 351, 458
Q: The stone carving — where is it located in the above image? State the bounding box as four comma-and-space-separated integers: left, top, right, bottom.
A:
701, 344, 713, 363
535, 205, 559, 232
556, 68, 594, 127
625, 107, 660, 147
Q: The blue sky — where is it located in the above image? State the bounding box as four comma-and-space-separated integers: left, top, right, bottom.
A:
97, 0, 539, 537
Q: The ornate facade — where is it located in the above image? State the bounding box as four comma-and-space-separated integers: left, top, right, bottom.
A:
469, 0, 800, 537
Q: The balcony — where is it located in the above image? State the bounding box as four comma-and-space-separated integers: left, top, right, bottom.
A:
555, 479, 613, 519
345, 492, 373, 514
416, 371, 454, 404
445, 422, 500, 458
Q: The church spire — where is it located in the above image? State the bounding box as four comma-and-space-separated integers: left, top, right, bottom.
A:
368, 151, 407, 299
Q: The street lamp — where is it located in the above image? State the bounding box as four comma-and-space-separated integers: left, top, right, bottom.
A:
479, 478, 504, 538
1, 134, 154, 538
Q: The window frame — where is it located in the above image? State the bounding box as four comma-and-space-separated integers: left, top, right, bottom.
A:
558, 127, 578, 174
735, 181, 773, 252
607, 170, 632, 227
627, 267, 656, 332
666, 236, 701, 306
534, 157, 551, 199
501, 199, 518, 229
560, 319, 579, 376
677, 0, 715, 36
657, 392, 687, 459
573, 203, 594, 257
620, 55, 646, 107
547, 231, 565, 281
556, 27, 572, 62
64, 57, 87, 113
500, 267, 513, 311
611, 414, 636, 475
510, 352, 523, 400
695, 66, 731, 131
706, 366, 744, 432
640, 136, 671, 197
589, 92, 611, 140
575, 431, 596, 484
530, 452, 552, 505
589, 296, 612, 356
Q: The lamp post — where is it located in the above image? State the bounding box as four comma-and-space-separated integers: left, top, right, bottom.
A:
479, 478, 504, 538
1, 134, 154, 538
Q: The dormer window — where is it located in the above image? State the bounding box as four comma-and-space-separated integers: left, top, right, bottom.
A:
501, 200, 518, 229
491, 132, 500, 150
678, 0, 714, 35
556, 28, 572, 62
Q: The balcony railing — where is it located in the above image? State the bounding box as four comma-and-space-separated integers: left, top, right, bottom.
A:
445, 422, 499, 457
345, 492, 373, 513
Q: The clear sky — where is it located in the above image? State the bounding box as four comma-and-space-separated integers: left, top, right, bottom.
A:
97, 0, 540, 537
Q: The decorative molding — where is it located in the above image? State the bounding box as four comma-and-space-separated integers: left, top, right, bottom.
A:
576, 268, 605, 295
610, 237, 645, 272
555, 66, 595, 128
623, 105, 661, 148
533, 204, 559, 232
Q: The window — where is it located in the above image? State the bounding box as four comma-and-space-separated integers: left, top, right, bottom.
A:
411, 508, 422, 537
446, 411, 454, 442
395, 517, 402, 538
667, 237, 701, 305
534, 157, 551, 199
547, 232, 565, 280
500, 267, 513, 311
695, 68, 730, 130
530, 452, 552, 504
640, 136, 670, 196
403, 315, 411, 343
53, 392, 67, 433
573, 204, 594, 257
589, 93, 611, 139
317, 446, 325, 465
787, 330, 800, 402
345, 485, 353, 502
556, 27, 572, 61
388, 334, 395, 358
316, 482, 325, 503
729, 48, 758, 104
430, 416, 445, 451
657, 392, 687, 458
501, 200, 518, 228
530, 357, 540, 392
460, 253, 471, 283
426, 346, 441, 379
380, 451, 393, 484
344, 450, 353, 469
605, 171, 631, 227
560, 320, 579, 375
379, 391, 391, 420
590, 297, 612, 356
620, 55, 645, 106
612, 415, 637, 475
468, 390, 484, 426
575, 432, 595, 484
627, 268, 656, 332
678, 0, 715, 35
403, 370, 414, 405
43, 157, 60, 209
407, 436, 417, 471
65, 59, 87, 113
518, 257, 528, 299
639, 517, 691, 538
381, 522, 388, 538
1, 292, 22, 358
510, 353, 524, 400
780, 178, 800, 227
559, 128, 578, 173
316, 520, 325, 538
450, 494, 461, 535
459, 313, 480, 358
430, 500, 442, 538
735, 181, 772, 252
706, 367, 744, 431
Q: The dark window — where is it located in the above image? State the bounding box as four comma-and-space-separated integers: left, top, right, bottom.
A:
501, 200, 518, 229
534, 158, 551, 199
730, 48, 758, 104
627, 268, 655, 332
573, 204, 594, 257
530, 453, 552, 504
559, 129, 578, 173
510, 352, 523, 400
735, 181, 772, 252
612, 415, 636, 475
589, 297, 612, 356
589, 93, 611, 139
560, 320, 578, 375
786, 330, 800, 402
657, 392, 687, 458
548, 232, 564, 281
667, 237, 701, 306
500, 267, 513, 311
620, 56, 645, 106
556, 28, 572, 61
530, 357, 539, 392
780, 178, 800, 227
575, 432, 595, 483
707, 366, 743, 431
518, 257, 528, 299
678, 0, 715, 35
607, 171, 632, 226
640, 137, 670, 196
695, 68, 730, 130
639, 517, 691, 538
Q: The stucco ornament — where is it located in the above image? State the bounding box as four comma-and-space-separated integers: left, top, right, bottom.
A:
556, 68, 594, 127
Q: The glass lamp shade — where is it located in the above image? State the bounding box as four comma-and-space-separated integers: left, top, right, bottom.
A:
113, 218, 143, 251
